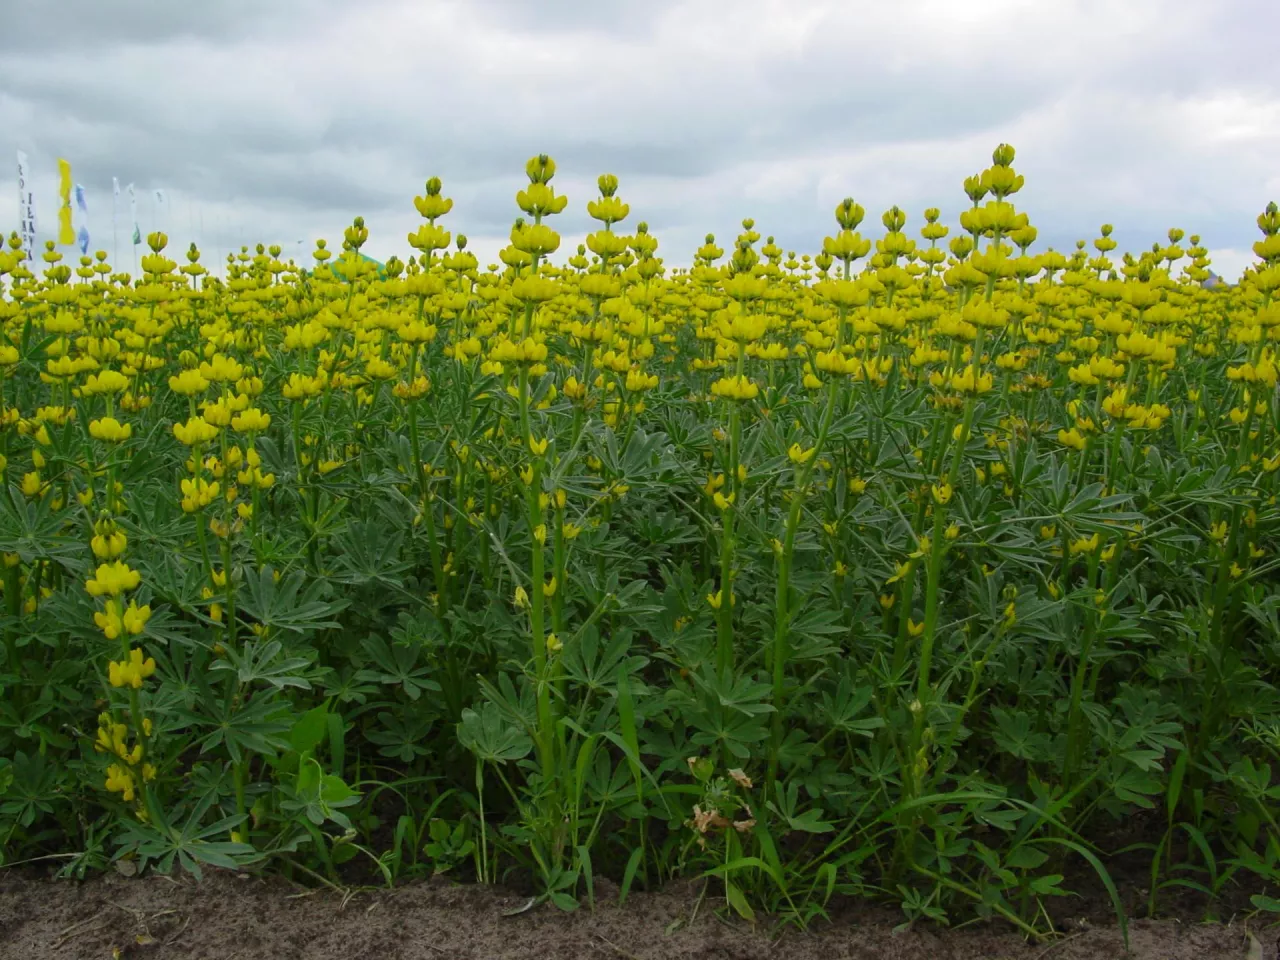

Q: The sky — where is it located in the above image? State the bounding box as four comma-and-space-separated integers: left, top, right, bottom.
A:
1, 0, 1277, 281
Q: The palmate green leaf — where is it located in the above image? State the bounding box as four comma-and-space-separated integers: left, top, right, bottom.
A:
117, 789, 255, 880
355, 635, 440, 700
209, 638, 316, 691
684, 665, 774, 759
328, 520, 410, 586
0, 487, 82, 565
457, 701, 532, 763
561, 627, 647, 696
766, 780, 834, 834
819, 669, 885, 738
0, 750, 61, 827
786, 603, 847, 661
366, 709, 434, 762
145, 552, 220, 615
237, 565, 349, 635
180, 686, 293, 763
989, 707, 1052, 763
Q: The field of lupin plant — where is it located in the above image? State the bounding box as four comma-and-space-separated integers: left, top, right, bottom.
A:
2, 143, 1280, 937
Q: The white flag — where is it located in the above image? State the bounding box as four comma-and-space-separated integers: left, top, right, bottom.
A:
128, 183, 139, 245
74, 183, 89, 255
15, 150, 36, 262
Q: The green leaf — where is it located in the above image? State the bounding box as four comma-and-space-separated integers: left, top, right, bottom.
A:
457, 703, 532, 763
724, 880, 755, 922
290, 705, 330, 755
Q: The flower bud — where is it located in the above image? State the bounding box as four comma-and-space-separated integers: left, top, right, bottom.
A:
526, 154, 556, 184
835, 198, 865, 231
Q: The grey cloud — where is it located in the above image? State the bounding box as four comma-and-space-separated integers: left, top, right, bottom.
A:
0, 0, 374, 52
1, 0, 1277, 276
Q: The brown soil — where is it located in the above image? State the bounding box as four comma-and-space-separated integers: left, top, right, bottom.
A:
0, 869, 1273, 960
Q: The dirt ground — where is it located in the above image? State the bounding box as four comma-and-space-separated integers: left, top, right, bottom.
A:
0, 869, 1273, 960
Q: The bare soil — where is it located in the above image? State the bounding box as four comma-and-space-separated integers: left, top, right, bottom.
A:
0, 869, 1274, 960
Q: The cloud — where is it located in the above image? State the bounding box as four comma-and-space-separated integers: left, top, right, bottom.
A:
1, 0, 1276, 273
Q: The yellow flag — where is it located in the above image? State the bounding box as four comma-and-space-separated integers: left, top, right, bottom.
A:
57, 158, 75, 245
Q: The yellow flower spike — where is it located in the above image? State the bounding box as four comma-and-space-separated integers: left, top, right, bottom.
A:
529, 436, 549, 456
513, 585, 529, 609
907, 619, 925, 638
931, 483, 952, 505
945, 523, 960, 540
543, 576, 558, 598
533, 524, 547, 545
879, 593, 895, 610
519, 465, 535, 486
832, 560, 848, 577
712, 491, 735, 511
546, 632, 563, 654
91, 529, 128, 560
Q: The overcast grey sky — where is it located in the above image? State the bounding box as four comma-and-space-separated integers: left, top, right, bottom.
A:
2, 0, 1277, 279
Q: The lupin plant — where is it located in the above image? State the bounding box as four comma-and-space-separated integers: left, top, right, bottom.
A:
2, 146, 1280, 939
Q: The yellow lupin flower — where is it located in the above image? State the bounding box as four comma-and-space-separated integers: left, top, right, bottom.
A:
89, 417, 132, 442
788, 443, 816, 465
86, 561, 142, 597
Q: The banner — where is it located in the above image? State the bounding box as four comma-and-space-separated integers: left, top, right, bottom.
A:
16, 150, 36, 262
57, 158, 75, 246
153, 188, 166, 239
128, 183, 140, 245
75, 183, 89, 255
